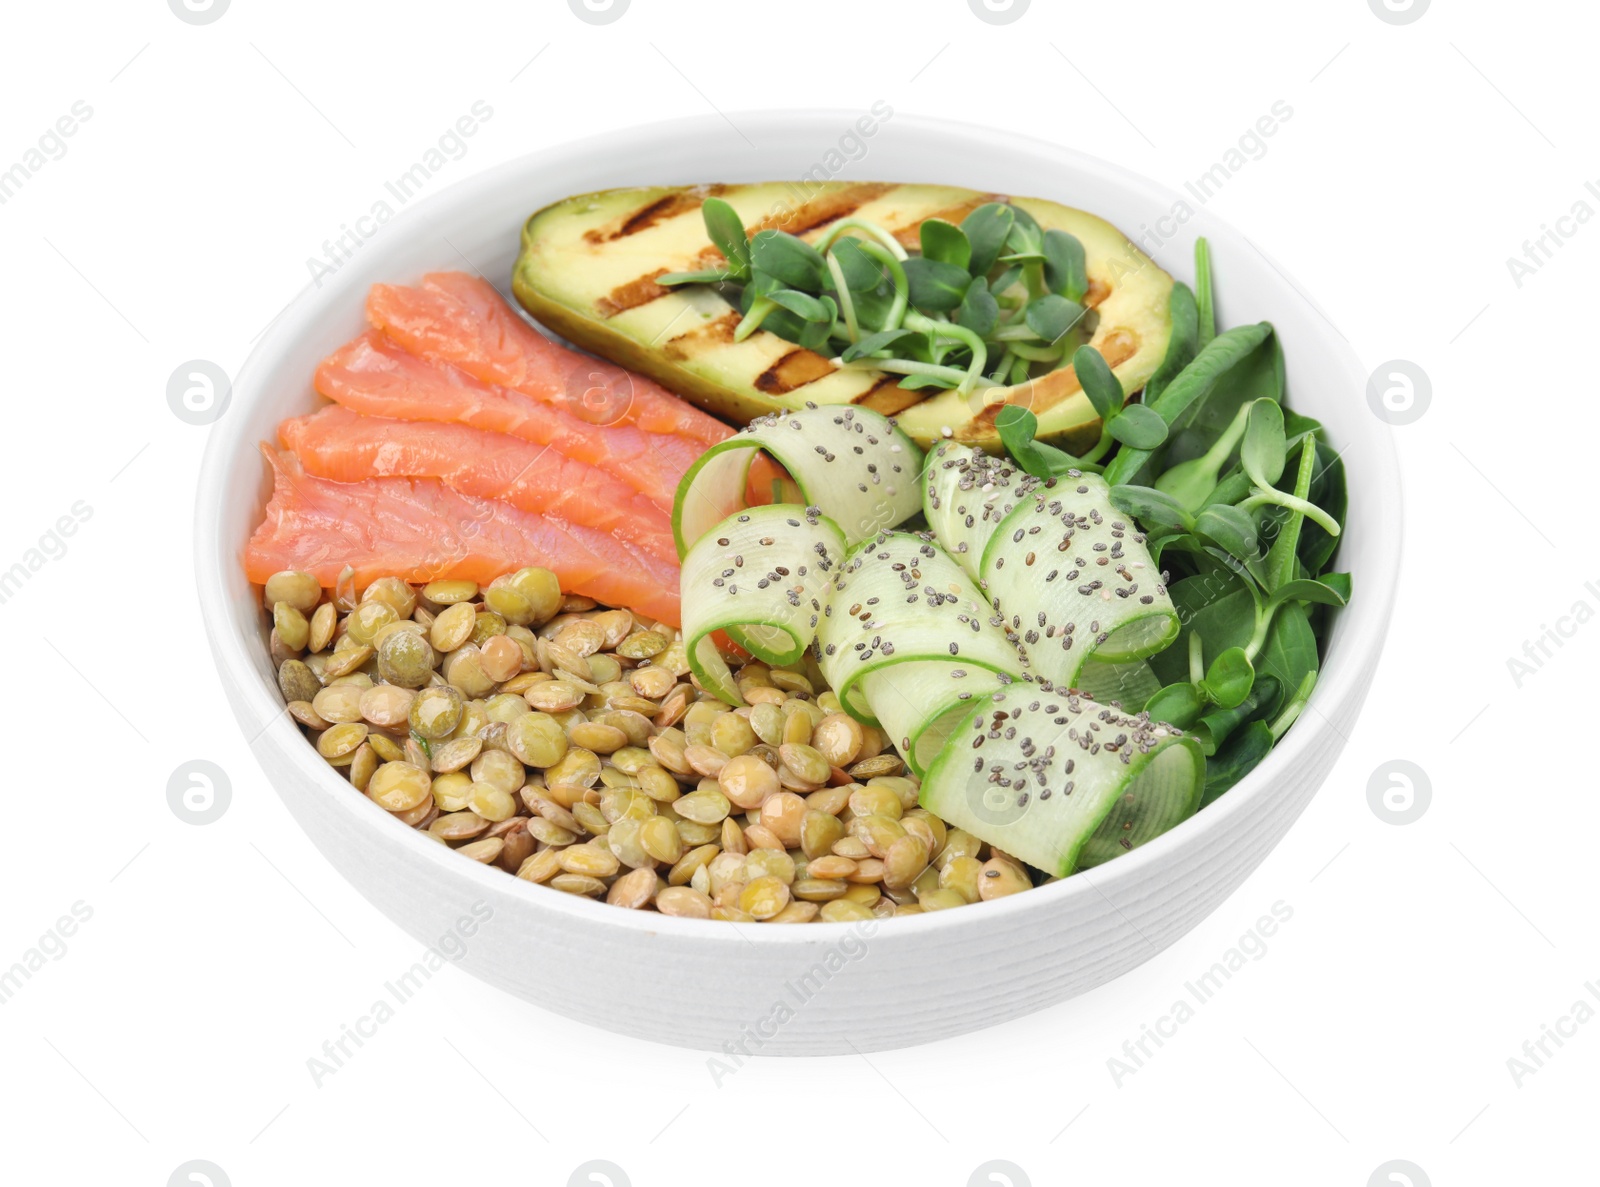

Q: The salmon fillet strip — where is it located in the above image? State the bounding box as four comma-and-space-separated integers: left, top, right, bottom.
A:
366, 272, 730, 448
279, 405, 677, 569
245, 449, 681, 627
316, 330, 698, 514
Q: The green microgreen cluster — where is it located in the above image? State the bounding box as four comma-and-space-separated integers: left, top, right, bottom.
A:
998, 239, 1351, 807
657, 197, 1098, 396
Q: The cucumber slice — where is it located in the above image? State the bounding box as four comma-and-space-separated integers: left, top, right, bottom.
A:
816, 531, 1025, 776
680, 503, 846, 705
1073, 657, 1162, 711
921, 442, 1040, 583
979, 470, 1180, 689
919, 683, 1204, 876
673, 404, 923, 558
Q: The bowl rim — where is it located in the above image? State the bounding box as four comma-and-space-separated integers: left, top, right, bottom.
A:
196, 108, 1402, 945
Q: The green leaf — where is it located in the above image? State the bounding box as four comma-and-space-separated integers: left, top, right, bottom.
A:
765, 288, 832, 323
897, 373, 956, 391
1266, 575, 1350, 613
1146, 283, 1198, 405
1191, 676, 1279, 756
1042, 230, 1088, 302
656, 268, 732, 287
1298, 440, 1347, 573
828, 237, 884, 291
1072, 345, 1124, 422
1109, 484, 1194, 530
1263, 436, 1316, 591
903, 257, 972, 312
995, 405, 1040, 457
797, 304, 835, 351
995, 405, 1082, 479
989, 264, 1023, 298
702, 198, 751, 281
1200, 720, 1273, 807
1107, 404, 1168, 449
961, 203, 1016, 276
749, 229, 826, 291
840, 327, 920, 363
1146, 682, 1204, 729
1194, 504, 1259, 564
1159, 328, 1282, 472
920, 219, 971, 270
1004, 204, 1044, 256
1147, 571, 1259, 689
1194, 238, 1215, 349
1101, 322, 1274, 487
1254, 601, 1317, 717
1201, 646, 1254, 710
1241, 399, 1287, 488
1025, 294, 1084, 344
956, 278, 999, 339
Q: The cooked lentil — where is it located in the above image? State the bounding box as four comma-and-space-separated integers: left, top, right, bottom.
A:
263, 566, 1051, 923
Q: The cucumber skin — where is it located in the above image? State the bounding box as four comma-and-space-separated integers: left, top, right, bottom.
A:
917, 690, 1204, 878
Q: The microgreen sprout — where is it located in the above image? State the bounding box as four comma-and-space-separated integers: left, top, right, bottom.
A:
656, 197, 1101, 400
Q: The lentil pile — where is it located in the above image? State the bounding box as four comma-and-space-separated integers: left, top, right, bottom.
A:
265, 565, 1045, 923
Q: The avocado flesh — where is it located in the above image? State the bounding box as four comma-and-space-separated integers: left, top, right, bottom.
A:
512, 183, 1173, 452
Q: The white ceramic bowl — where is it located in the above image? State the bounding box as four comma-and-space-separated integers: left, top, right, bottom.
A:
197, 111, 1400, 1054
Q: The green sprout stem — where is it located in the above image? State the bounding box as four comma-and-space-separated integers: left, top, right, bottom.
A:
1077, 427, 1115, 466
1269, 672, 1317, 741
812, 218, 908, 261
835, 357, 1000, 388
1240, 489, 1342, 537
1009, 340, 1066, 363
1157, 399, 1253, 511
857, 240, 909, 332
1188, 632, 1205, 686
905, 312, 988, 394
734, 296, 775, 342
826, 251, 860, 342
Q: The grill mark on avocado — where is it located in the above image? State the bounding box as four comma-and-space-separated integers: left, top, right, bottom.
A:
595, 268, 672, 317
888, 194, 1004, 248
583, 185, 726, 243
973, 330, 1140, 426
853, 375, 925, 416
662, 311, 741, 360
754, 348, 837, 394
745, 182, 896, 238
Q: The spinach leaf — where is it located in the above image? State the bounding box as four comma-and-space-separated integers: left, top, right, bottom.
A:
1146, 283, 1199, 404
1298, 440, 1347, 573
1253, 601, 1317, 716
1195, 238, 1216, 348
1201, 721, 1274, 807
1101, 322, 1274, 486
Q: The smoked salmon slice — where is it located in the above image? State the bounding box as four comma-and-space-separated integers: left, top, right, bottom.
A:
366, 272, 730, 448
245, 449, 681, 626
279, 405, 677, 569
316, 330, 699, 513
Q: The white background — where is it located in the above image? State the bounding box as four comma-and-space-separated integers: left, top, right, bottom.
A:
2, 1, 1593, 1184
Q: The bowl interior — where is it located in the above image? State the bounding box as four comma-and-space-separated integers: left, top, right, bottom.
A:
198, 111, 1400, 940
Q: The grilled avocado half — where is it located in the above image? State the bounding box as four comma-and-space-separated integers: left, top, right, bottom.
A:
512, 182, 1173, 453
